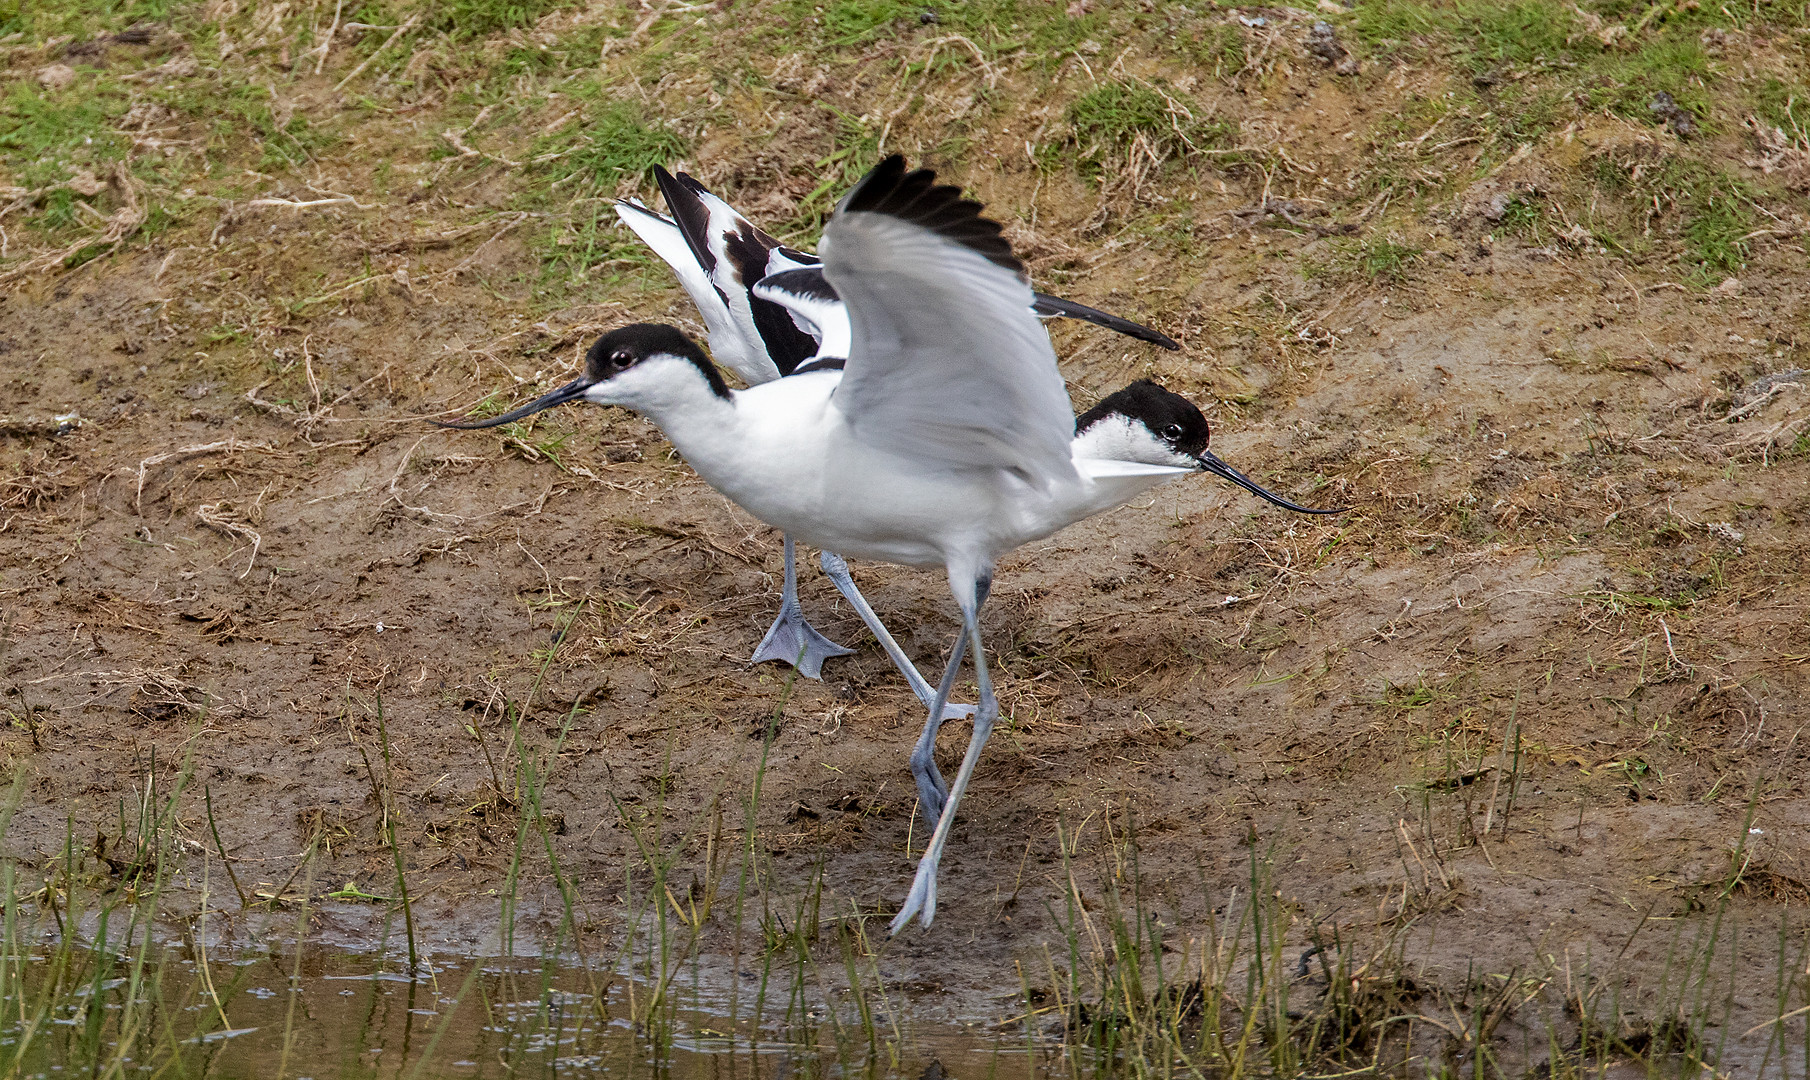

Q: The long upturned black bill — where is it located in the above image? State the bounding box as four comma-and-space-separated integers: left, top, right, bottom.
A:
1030, 292, 1181, 351
432, 378, 592, 429
1197, 450, 1348, 514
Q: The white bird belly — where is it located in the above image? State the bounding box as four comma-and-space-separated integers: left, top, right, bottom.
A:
671, 379, 1078, 569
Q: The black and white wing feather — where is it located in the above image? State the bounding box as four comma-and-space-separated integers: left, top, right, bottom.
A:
752, 268, 851, 361
656, 168, 820, 380
823, 156, 1075, 490
756, 263, 1181, 355
613, 199, 754, 372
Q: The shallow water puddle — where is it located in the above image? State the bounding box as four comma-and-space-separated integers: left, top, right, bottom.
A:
0, 945, 1034, 1079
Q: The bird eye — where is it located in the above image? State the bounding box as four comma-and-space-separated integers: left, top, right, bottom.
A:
1162, 423, 1184, 441
611, 351, 633, 369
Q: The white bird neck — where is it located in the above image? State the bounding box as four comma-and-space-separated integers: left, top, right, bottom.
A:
1071, 413, 1188, 467
584, 354, 742, 451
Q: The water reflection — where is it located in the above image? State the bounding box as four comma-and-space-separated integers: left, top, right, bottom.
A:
0, 944, 1035, 1080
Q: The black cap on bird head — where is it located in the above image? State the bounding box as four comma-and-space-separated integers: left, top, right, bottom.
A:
1076, 379, 1210, 457
579, 323, 725, 395
432, 323, 726, 430
1080, 379, 1349, 515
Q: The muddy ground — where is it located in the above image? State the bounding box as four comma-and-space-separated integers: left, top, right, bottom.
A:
3, 1, 1809, 1068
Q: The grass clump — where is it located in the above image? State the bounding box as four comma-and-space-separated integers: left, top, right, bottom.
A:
1680, 186, 1754, 280
1194, 21, 1248, 80
1586, 32, 1714, 129
1057, 79, 1231, 181
1755, 76, 1810, 137
0, 80, 130, 230
1458, 0, 1580, 72
781, 0, 1096, 57
0, 0, 177, 38
431, 0, 577, 39
1312, 234, 1423, 284
815, 0, 923, 43
1591, 152, 1755, 282
1494, 193, 1547, 240
534, 98, 689, 196
789, 106, 882, 232
1067, 80, 1167, 168
1349, 0, 1456, 55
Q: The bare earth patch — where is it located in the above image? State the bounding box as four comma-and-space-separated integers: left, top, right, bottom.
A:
2, 0, 1809, 1072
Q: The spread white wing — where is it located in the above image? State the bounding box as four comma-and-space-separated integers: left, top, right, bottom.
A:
822, 158, 1076, 491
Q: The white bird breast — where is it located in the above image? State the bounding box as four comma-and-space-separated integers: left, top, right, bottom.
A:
592, 357, 1196, 572
654, 373, 1080, 569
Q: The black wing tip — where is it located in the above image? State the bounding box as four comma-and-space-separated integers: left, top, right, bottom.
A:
654, 165, 692, 210
1030, 292, 1182, 350
838, 155, 1024, 276
654, 163, 716, 271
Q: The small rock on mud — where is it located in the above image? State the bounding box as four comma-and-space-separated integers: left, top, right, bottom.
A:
36, 63, 76, 89
1648, 91, 1695, 138
1306, 22, 1359, 75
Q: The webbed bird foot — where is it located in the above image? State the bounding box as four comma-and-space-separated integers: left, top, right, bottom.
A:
750, 600, 854, 679
891, 851, 941, 933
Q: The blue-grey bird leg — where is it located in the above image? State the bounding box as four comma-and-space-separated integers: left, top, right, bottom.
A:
819, 551, 975, 823
891, 573, 997, 934
821, 552, 975, 701
907, 625, 966, 826
750, 534, 854, 679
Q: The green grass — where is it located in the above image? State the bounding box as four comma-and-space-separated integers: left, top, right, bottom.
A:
1583, 31, 1714, 127
1495, 193, 1546, 240
1056, 78, 1232, 181
1350, 0, 1455, 50
513, 92, 693, 294
1069, 81, 1172, 154
531, 205, 670, 301
1311, 234, 1423, 284
790, 105, 883, 232
0, 80, 129, 221
1194, 20, 1248, 81
1590, 151, 1755, 282
1458, 0, 1580, 72
775, 0, 1098, 59
814, 0, 923, 43
1755, 76, 1810, 136
533, 97, 689, 195
0, 0, 180, 38
430, 0, 578, 39
1682, 187, 1755, 280
1479, 84, 1571, 147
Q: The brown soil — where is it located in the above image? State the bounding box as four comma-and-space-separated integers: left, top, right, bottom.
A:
3, 8, 1809, 1065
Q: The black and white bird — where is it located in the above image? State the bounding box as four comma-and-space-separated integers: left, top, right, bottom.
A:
615, 166, 1180, 682
443, 157, 1341, 931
